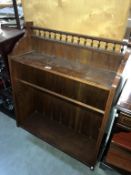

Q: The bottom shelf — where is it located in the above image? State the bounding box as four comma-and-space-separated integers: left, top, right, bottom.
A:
21, 111, 97, 166
106, 143, 131, 173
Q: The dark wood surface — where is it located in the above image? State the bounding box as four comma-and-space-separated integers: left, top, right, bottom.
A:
12, 51, 117, 89
117, 112, 131, 130
22, 111, 97, 166
105, 79, 131, 173
112, 132, 131, 151
0, 28, 24, 57
0, 29, 23, 43
0, 28, 24, 117
106, 143, 131, 173
9, 22, 130, 167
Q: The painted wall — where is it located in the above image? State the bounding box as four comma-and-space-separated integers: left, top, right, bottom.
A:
22, 0, 130, 40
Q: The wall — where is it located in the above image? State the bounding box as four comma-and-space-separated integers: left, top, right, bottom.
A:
22, 0, 130, 40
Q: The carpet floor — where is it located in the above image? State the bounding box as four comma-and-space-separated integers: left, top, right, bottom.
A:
0, 112, 121, 175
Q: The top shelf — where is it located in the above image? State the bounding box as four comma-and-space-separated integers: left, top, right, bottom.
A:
12, 51, 117, 90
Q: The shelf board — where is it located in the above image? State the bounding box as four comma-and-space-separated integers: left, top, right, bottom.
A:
21, 111, 97, 166
112, 132, 131, 151
18, 79, 105, 115
12, 51, 116, 90
106, 144, 131, 173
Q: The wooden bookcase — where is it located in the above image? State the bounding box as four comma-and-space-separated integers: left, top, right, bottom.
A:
9, 22, 130, 168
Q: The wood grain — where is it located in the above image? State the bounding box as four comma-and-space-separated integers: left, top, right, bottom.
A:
8, 22, 130, 167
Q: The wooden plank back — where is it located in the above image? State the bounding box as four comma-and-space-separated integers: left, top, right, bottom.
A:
32, 37, 123, 72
